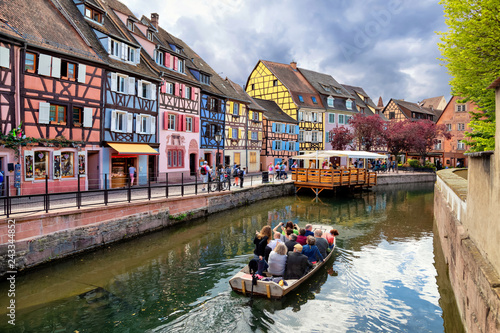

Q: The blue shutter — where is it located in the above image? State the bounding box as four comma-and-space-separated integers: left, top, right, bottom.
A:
295, 142, 300, 151
295, 125, 300, 134
272, 123, 276, 133
285, 124, 290, 134
272, 140, 276, 150
285, 141, 289, 151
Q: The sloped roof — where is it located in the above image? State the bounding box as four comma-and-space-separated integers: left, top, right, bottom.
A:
390, 99, 442, 122
298, 68, 352, 99
420, 96, 445, 110
341, 84, 379, 111
261, 60, 324, 110
226, 79, 264, 109
0, 0, 103, 63
253, 98, 298, 123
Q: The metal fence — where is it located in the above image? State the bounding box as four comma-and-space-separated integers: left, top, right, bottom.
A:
0, 171, 290, 218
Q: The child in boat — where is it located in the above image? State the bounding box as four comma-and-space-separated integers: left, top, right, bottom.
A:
267, 243, 288, 276
254, 225, 272, 275
302, 236, 324, 263
296, 228, 308, 245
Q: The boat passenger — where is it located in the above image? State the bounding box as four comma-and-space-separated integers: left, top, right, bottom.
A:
267, 243, 288, 276
285, 234, 299, 253
314, 230, 329, 258
302, 236, 324, 263
296, 228, 308, 245
280, 221, 299, 235
268, 231, 285, 250
284, 244, 312, 280
273, 223, 289, 242
324, 229, 339, 249
254, 225, 272, 275
304, 224, 314, 237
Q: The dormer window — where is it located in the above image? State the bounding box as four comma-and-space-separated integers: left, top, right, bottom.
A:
200, 73, 210, 85
155, 50, 164, 66
273, 80, 278, 87
110, 39, 120, 57
177, 58, 184, 73
346, 100, 353, 110
127, 47, 135, 63
322, 84, 330, 92
327, 97, 334, 107
298, 95, 304, 103
147, 31, 153, 41
84, 6, 102, 23
127, 20, 134, 32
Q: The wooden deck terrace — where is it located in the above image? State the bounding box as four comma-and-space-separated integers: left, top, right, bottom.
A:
291, 168, 377, 196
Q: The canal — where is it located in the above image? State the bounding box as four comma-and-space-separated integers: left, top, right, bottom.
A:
0, 182, 464, 332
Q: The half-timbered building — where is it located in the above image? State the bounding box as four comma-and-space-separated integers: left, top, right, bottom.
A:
68, 0, 161, 188
253, 98, 299, 170
1, 0, 107, 195
382, 99, 441, 123
299, 69, 357, 149
246, 60, 325, 153
341, 84, 380, 116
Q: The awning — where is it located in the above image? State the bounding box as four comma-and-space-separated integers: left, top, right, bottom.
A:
108, 143, 159, 155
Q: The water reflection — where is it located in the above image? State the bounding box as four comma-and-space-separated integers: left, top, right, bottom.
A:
0, 182, 463, 332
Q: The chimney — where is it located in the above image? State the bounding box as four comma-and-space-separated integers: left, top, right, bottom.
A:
290, 61, 297, 70
151, 13, 159, 29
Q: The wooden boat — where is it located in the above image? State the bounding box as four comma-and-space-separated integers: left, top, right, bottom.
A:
229, 231, 335, 299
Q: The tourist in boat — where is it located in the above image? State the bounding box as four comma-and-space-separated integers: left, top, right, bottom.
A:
284, 244, 312, 280
254, 225, 272, 274
314, 230, 329, 258
304, 224, 314, 237
302, 236, 324, 263
278, 221, 299, 235
267, 243, 288, 276
268, 231, 285, 249
285, 233, 299, 252
296, 228, 308, 245
324, 229, 339, 249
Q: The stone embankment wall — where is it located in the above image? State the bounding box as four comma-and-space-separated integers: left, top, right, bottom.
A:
0, 183, 294, 277
377, 171, 435, 185
434, 168, 500, 333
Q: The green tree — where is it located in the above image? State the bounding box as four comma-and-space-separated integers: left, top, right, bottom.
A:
438, 0, 498, 151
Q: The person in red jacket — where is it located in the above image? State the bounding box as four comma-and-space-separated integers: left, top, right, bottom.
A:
296, 228, 308, 245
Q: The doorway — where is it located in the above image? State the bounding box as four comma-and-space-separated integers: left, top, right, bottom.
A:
190, 153, 196, 176
234, 153, 241, 165
148, 155, 157, 182
204, 153, 212, 166
87, 151, 100, 190
224, 155, 230, 167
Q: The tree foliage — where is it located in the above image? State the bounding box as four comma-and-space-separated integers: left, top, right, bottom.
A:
328, 126, 354, 150
405, 120, 451, 163
438, 0, 498, 151
383, 119, 412, 156
348, 114, 385, 151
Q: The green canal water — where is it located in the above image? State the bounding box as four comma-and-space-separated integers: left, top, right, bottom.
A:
0, 183, 464, 332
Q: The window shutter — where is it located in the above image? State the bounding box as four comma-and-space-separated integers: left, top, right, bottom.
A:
258, 131, 262, 140
53, 151, 61, 179
137, 80, 143, 98
227, 128, 232, 139
83, 107, 92, 127
272, 123, 276, 133
150, 116, 156, 134
259, 112, 262, 122
286, 124, 290, 133
121, 43, 126, 60
163, 112, 168, 130
295, 125, 300, 135
110, 110, 117, 131
128, 77, 135, 95
272, 141, 276, 150
194, 117, 199, 133
38, 102, 50, 124
51, 57, 61, 78
38, 54, 52, 76
165, 52, 171, 68
181, 84, 186, 98
107, 38, 111, 53
174, 83, 180, 96
173, 56, 178, 71
161, 80, 166, 93
151, 84, 156, 100
136, 114, 142, 133
111, 73, 117, 92
0, 46, 10, 68
191, 86, 196, 100
175, 114, 181, 131
248, 130, 251, 139
127, 113, 133, 133
238, 128, 242, 139
249, 110, 253, 120
295, 142, 300, 151
78, 64, 86, 83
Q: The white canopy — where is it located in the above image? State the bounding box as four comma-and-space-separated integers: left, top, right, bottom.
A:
294, 150, 388, 160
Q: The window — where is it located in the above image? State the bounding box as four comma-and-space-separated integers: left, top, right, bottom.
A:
210, 98, 218, 112
250, 152, 257, 163
155, 50, 164, 65
346, 100, 353, 110
232, 128, 238, 139
345, 116, 351, 124
273, 80, 278, 87
458, 123, 465, 131
138, 80, 155, 100
252, 111, 259, 121
127, 47, 135, 63
127, 20, 134, 31
114, 111, 127, 132
167, 150, 183, 167
209, 124, 218, 138
251, 131, 258, 140
148, 31, 153, 41
168, 114, 176, 130
338, 114, 345, 124
312, 97, 318, 104
25, 52, 36, 72
251, 84, 255, 90
328, 113, 335, 123
312, 131, 318, 142
186, 117, 193, 132
61, 61, 76, 79
298, 111, 304, 122
201, 73, 210, 85
275, 141, 282, 150
327, 97, 334, 107
233, 102, 239, 116
299, 130, 304, 142
389, 112, 395, 119
110, 39, 120, 57
457, 140, 465, 150
322, 84, 330, 92
136, 114, 154, 134
117, 74, 127, 93
84, 6, 102, 23
446, 124, 452, 131
163, 82, 173, 94
50, 105, 66, 123
456, 104, 467, 112
185, 86, 191, 99
435, 140, 442, 150
177, 58, 184, 73
34, 151, 48, 180
311, 112, 318, 122
61, 152, 74, 178
298, 95, 304, 103
73, 107, 82, 125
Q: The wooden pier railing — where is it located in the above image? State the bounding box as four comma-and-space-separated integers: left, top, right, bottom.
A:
292, 168, 377, 196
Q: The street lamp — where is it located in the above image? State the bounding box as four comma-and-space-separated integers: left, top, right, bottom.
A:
215, 131, 222, 166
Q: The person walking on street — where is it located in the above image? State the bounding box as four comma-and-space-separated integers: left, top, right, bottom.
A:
268, 163, 274, 181
200, 161, 210, 191
233, 164, 240, 186
239, 167, 246, 188
128, 165, 136, 186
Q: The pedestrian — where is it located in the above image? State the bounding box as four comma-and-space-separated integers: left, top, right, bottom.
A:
239, 167, 246, 188
275, 163, 281, 179
280, 162, 287, 179
128, 165, 136, 186
0, 170, 4, 197
268, 162, 274, 181
200, 161, 210, 191
233, 164, 240, 186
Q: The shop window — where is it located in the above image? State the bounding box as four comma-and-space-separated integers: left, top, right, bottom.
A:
61, 152, 74, 177
50, 105, 66, 123
78, 152, 86, 175
25, 52, 36, 73
34, 151, 48, 180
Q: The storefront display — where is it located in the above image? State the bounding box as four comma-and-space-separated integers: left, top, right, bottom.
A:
34, 151, 48, 180
61, 152, 74, 177
24, 151, 34, 181
78, 151, 86, 176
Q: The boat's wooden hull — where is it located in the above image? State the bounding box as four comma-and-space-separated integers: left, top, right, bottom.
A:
229, 245, 335, 299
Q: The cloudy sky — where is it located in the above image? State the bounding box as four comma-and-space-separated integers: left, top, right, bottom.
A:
122, 0, 451, 105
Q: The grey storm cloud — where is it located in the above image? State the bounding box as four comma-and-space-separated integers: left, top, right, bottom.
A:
123, 0, 451, 105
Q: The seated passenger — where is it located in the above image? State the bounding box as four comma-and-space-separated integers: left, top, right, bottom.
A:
304, 224, 315, 237
267, 243, 288, 276
281, 221, 299, 235
314, 229, 329, 258
324, 229, 339, 249
268, 232, 284, 250
285, 234, 299, 253
296, 228, 308, 245
284, 244, 312, 280
302, 236, 324, 263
